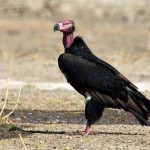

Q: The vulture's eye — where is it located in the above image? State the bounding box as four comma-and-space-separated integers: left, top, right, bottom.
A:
64, 23, 70, 25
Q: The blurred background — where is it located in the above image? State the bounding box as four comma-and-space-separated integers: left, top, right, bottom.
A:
0, 0, 150, 84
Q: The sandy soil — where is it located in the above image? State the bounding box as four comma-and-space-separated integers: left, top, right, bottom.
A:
0, 89, 150, 150
0, 1, 150, 150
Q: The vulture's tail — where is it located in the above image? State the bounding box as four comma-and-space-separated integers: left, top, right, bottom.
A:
128, 89, 150, 126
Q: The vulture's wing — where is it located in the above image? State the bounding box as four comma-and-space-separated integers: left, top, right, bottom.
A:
59, 53, 128, 100
58, 53, 150, 125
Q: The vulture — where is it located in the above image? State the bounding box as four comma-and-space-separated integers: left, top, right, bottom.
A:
54, 19, 150, 135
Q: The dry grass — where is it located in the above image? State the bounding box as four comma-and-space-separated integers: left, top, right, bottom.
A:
0, 59, 27, 150
0, 59, 13, 117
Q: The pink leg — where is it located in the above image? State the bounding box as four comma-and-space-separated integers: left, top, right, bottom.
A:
82, 123, 93, 135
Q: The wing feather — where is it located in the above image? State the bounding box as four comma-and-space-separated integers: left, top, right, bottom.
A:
58, 53, 150, 125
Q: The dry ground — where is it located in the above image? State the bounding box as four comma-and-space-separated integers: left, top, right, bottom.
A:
0, 89, 150, 150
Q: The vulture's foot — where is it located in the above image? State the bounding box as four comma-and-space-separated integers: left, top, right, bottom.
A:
82, 123, 93, 135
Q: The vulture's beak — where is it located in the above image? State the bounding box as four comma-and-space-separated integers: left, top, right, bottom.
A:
54, 23, 60, 32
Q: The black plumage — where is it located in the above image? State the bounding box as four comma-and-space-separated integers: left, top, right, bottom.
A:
54, 19, 150, 135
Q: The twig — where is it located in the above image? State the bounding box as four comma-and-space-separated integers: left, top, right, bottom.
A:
0, 59, 27, 150
3, 86, 22, 119
18, 133, 28, 150
0, 58, 12, 117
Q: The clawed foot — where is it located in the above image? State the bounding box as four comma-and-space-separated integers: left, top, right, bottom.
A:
81, 123, 93, 135
71, 123, 93, 135
81, 129, 93, 135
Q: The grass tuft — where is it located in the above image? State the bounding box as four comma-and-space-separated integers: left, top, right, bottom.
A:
0, 59, 28, 150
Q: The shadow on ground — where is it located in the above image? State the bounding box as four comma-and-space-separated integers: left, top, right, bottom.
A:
2, 108, 140, 125
0, 108, 146, 140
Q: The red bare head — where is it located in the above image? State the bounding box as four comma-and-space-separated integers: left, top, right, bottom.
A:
54, 19, 75, 48
54, 19, 75, 33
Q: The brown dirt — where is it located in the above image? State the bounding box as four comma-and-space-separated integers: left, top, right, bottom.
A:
0, 89, 150, 150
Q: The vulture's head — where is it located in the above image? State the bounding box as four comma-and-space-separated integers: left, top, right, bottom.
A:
54, 19, 75, 33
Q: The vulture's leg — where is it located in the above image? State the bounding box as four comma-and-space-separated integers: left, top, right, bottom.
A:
83, 92, 104, 135
82, 122, 92, 135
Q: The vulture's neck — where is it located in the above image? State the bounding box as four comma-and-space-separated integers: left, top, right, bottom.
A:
63, 32, 74, 48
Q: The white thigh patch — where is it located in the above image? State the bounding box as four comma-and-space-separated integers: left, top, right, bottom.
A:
86, 96, 92, 102
85, 92, 92, 103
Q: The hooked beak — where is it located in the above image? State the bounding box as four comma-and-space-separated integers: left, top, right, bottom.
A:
54, 23, 60, 32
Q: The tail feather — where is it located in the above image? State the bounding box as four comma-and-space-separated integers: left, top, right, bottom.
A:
128, 90, 150, 125
86, 88, 150, 125
129, 109, 150, 125
129, 90, 150, 111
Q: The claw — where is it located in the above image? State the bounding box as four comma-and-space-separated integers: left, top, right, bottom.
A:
81, 130, 93, 135
81, 123, 92, 135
